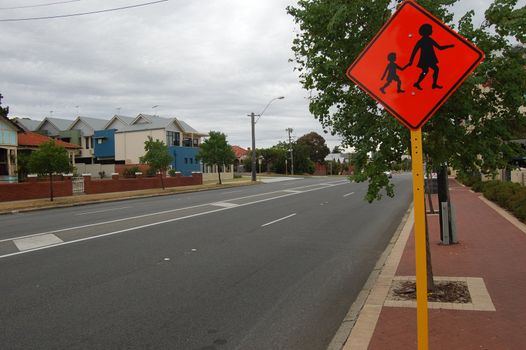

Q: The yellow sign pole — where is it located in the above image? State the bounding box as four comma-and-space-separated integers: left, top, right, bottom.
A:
410, 128, 429, 350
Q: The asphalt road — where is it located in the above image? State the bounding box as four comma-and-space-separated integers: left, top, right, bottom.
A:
0, 175, 412, 350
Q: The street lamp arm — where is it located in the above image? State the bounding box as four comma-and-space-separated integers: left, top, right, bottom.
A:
255, 96, 284, 124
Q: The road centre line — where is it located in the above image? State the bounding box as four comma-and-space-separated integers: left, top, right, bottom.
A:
343, 192, 355, 197
75, 206, 131, 216
0, 181, 349, 248
261, 213, 297, 227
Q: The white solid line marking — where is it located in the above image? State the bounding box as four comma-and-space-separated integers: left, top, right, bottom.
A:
75, 206, 130, 216
261, 213, 297, 227
343, 192, 355, 197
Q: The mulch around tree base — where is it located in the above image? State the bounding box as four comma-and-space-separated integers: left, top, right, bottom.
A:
390, 280, 472, 303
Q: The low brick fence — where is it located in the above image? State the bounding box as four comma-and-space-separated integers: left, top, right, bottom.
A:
0, 173, 202, 202
0, 176, 73, 202
83, 172, 202, 194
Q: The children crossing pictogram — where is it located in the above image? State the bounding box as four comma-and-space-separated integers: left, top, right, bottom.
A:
346, 0, 484, 130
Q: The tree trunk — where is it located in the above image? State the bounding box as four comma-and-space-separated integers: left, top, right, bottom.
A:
159, 172, 165, 190
425, 211, 435, 292
49, 173, 54, 202
218, 165, 222, 185
425, 156, 435, 214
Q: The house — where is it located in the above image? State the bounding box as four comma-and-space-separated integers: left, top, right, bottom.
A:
0, 114, 23, 179
93, 115, 134, 163
115, 114, 207, 175
16, 132, 81, 180
232, 145, 248, 172
67, 116, 107, 164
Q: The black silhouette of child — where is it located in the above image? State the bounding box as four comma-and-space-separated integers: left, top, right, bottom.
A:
405, 23, 454, 90
380, 52, 406, 94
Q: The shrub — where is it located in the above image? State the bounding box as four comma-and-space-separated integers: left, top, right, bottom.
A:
470, 180, 485, 193
483, 181, 521, 207
123, 166, 140, 178
98, 170, 106, 179
146, 167, 157, 177
507, 188, 526, 221
168, 169, 178, 177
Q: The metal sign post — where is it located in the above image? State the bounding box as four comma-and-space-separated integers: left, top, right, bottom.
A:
411, 129, 428, 349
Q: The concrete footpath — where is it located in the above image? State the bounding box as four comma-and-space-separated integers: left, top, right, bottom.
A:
338, 179, 526, 349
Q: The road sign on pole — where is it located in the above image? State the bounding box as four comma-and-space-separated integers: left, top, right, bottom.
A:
345, 1, 484, 349
346, 0, 484, 130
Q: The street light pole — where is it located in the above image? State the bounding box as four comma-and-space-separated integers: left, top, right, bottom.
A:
249, 96, 284, 182
286, 127, 294, 176
250, 112, 257, 181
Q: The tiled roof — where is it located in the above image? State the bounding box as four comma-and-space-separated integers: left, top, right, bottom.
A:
232, 145, 248, 158
18, 132, 80, 149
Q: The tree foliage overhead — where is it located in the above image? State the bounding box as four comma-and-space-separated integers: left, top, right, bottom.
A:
196, 131, 236, 184
288, 0, 526, 202
139, 136, 174, 189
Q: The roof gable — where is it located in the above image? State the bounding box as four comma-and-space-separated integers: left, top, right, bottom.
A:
69, 116, 107, 131
0, 115, 23, 132
37, 117, 73, 133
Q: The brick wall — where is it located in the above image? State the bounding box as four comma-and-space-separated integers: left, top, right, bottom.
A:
0, 177, 73, 202
83, 172, 202, 194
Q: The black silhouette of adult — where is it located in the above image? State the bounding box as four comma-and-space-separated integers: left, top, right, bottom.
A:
405, 23, 454, 90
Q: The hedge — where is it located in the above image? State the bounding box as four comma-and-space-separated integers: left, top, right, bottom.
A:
458, 177, 526, 222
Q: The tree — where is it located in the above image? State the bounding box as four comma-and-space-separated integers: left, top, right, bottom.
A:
296, 132, 330, 163
288, 0, 526, 292
139, 136, 174, 189
0, 93, 8, 118
28, 140, 71, 201
196, 131, 236, 184
288, 0, 526, 202
332, 145, 342, 153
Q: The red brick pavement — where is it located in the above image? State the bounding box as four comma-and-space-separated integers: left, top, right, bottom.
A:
369, 180, 526, 349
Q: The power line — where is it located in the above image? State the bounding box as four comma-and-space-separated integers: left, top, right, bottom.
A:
0, 0, 82, 11
0, 0, 169, 22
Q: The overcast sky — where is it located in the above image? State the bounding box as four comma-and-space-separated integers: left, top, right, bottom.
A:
0, 0, 504, 149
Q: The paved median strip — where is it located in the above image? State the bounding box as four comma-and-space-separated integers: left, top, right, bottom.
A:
13, 234, 63, 251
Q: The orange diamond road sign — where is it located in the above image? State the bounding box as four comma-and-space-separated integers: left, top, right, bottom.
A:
346, 0, 484, 130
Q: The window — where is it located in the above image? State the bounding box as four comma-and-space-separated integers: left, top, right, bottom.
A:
190, 158, 193, 164
183, 137, 192, 147
85, 136, 91, 149
166, 131, 180, 146
184, 158, 188, 164
97, 138, 104, 144
193, 138, 199, 147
